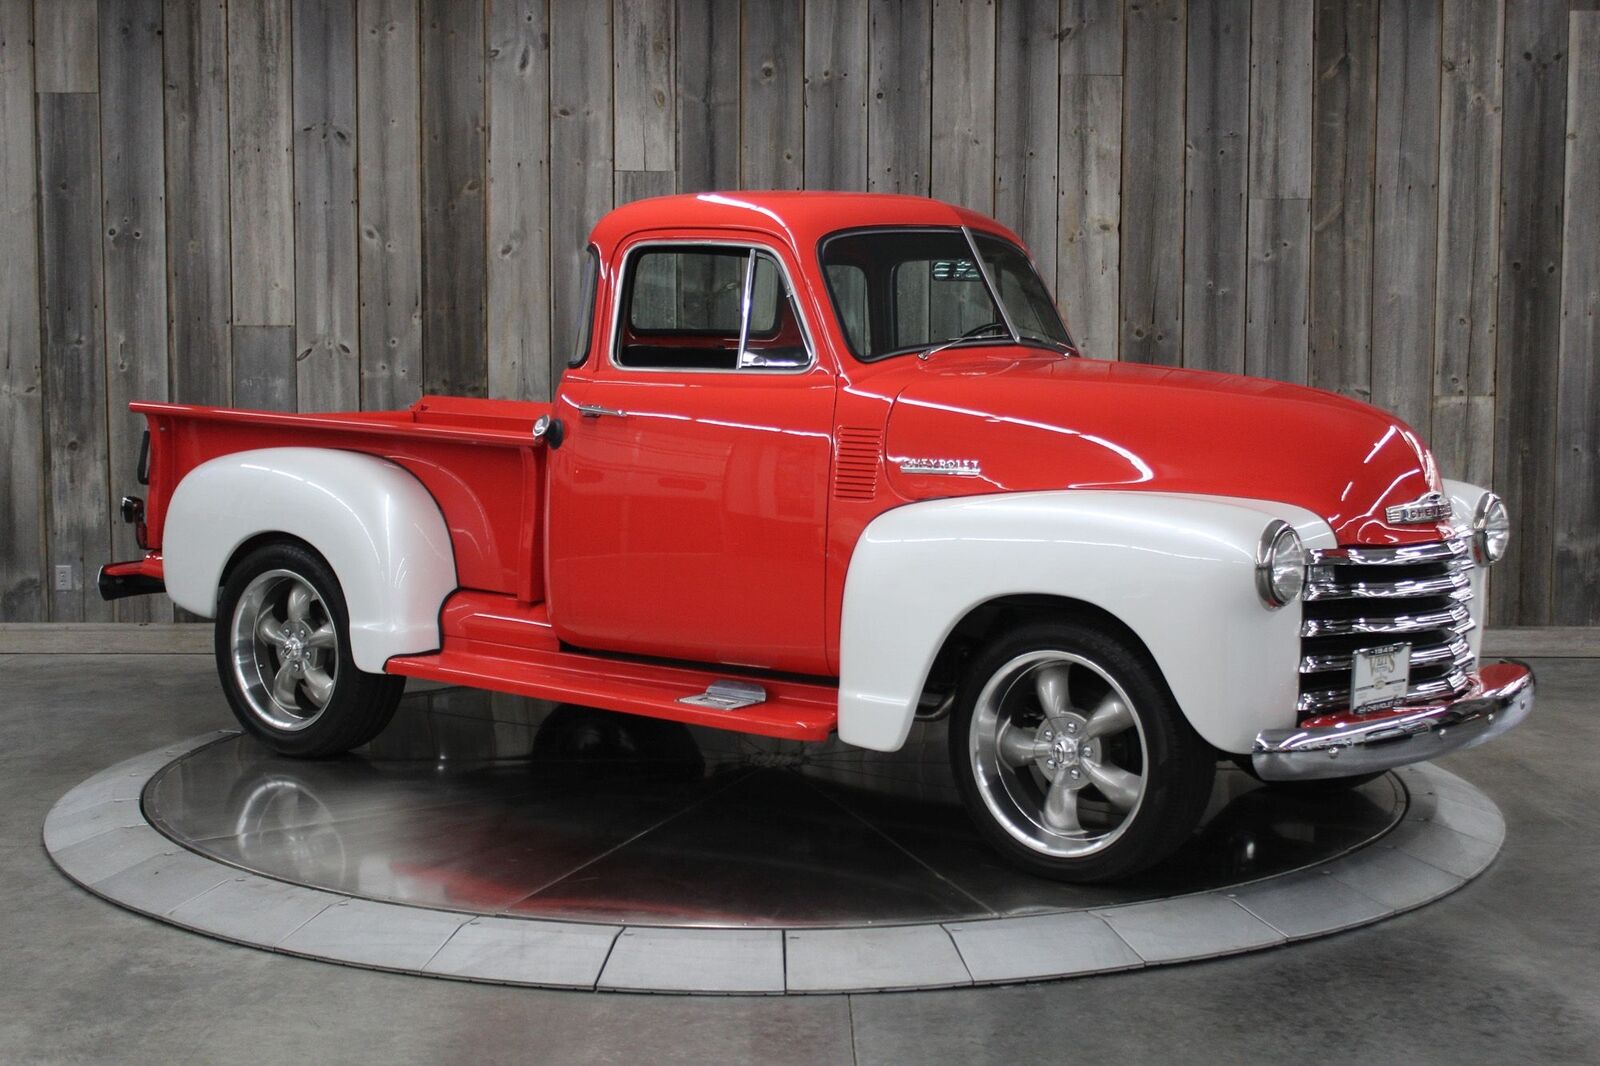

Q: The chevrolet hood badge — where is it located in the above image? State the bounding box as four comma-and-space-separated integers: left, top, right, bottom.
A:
1385, 491, 1453, 526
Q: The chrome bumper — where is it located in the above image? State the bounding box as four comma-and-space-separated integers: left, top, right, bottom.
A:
1252, 661, 1534, 782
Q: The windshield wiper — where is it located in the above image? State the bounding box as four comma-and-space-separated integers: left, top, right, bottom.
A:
917, 324, 1011, 361
1016, 334, 1076, 356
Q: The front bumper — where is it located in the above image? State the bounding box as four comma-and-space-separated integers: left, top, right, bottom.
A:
1252, 661, 1533, 781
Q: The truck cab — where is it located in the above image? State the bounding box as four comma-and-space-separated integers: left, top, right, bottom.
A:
101, 192, 1533, 882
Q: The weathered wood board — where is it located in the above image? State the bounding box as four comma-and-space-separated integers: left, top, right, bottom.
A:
1119, 0, 1186, 365
994, 0, 1058, 287
233, 324, 295, 412
100, 0, 170, 621
1491, 0, 1568, 625
487, 0, 551, 401
293, 0, 360, 412
866, 0, 931, 194
1553, 12, 1600, 624
804, 0, 868, 191
1183, 0, 1249, 374
930, 0, 996, 214
550, 0, 612, 372
614, 0, 674, 173
1245, 197, 1311, 384
228, 0, 295, 328
1370, 0, 1440, 436
1057, 73, 1120, 359
38, 93, 111, 621
1431, 0, 1503, 487
165, 0, 233, 409
33, 0, 95, 92
676, 0, 740, 193
0, 0, 45, 619
357, 0, 423, 411
420, 0, 487, 397
1308, 0, 1377, 403
742, 0, 803, 189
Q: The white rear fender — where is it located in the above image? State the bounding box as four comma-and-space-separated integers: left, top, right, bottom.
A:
837, 491, 1335, 754
163, 448, 458, 672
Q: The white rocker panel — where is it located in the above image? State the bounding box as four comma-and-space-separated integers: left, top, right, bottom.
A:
162, 448, 458, 672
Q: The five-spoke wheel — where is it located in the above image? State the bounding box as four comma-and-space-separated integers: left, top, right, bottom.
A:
951, 619, 1216, 882
214, 540, 404, 757
230, 570, 340, 731
973, 651, 1148, 857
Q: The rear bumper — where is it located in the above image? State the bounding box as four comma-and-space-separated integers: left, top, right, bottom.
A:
97, 555, 165, 601
1252, 661, 1533, 781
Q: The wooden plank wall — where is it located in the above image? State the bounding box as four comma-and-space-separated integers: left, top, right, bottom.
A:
0, 0, 1596, 627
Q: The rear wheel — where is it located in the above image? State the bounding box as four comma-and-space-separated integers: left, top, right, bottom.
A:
951, 620, 1216, 882
215, 541, 404, 757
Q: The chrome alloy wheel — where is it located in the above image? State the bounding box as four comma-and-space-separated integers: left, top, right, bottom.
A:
969, 651, 1149, 858
229, 569, 339, 732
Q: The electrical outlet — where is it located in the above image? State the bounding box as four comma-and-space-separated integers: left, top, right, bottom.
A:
54, 564, 74, 591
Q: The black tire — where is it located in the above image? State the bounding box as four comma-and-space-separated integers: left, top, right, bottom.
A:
949, 619, 1216, 883
214, 540, 404, 757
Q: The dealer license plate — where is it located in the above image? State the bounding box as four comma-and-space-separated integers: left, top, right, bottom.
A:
1351, 643, 1411, 712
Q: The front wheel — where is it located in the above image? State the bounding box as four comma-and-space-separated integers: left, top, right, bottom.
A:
215, 541, 404, 757
950, 620, 1217, 882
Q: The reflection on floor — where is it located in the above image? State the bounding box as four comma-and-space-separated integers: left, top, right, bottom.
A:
143, 686, 1404, 928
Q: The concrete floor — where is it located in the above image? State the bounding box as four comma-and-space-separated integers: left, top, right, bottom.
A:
1, 654, 1596, 1065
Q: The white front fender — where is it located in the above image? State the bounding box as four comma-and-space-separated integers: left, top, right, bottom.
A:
837, 491, 1335, 754
163, 448, 458, 672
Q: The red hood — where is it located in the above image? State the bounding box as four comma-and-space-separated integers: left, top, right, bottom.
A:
872, 350, 1449, 546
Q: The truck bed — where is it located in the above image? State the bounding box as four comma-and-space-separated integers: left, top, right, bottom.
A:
132, 396, 552, 601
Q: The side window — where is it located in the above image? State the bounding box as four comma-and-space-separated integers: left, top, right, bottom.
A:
616, 245, 809, 371
569, 245, 600, 367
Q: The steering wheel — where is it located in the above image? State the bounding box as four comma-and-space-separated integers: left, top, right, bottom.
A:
961, 320, 1008, 339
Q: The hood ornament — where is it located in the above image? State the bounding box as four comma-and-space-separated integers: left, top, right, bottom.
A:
1385, 490, 1452, 525
899, 457, 983, 477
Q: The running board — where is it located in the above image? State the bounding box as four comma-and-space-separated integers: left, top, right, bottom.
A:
385, 639, 837, 742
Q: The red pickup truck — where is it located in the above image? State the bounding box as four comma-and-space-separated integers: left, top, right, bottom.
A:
102, 192, 1531, 881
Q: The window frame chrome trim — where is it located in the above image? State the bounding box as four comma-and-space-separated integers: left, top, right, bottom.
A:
606, 237, 819, 377
961, 225, 1021, 345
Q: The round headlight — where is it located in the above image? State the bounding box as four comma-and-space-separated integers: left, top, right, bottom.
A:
1473, 492, 1510, 565
1255, 520, 1307, 609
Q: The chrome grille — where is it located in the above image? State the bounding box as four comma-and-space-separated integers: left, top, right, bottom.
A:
1297, 538, 1475, 717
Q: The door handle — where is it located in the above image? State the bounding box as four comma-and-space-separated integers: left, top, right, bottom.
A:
577, 404, 628, 419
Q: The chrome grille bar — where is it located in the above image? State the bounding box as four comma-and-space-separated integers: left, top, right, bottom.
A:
1300, 602, 1472, 638
1300, 634, 1471, 675
1298, 667, 1473, 714
1311, 539, 1469, 567
1304, 568, 1471, 601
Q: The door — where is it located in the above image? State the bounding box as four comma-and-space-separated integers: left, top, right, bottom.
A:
545, 239, 837, 677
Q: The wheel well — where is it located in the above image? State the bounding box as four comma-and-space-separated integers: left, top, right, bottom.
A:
919, 595, 1161, 709
218, 532, 327, 590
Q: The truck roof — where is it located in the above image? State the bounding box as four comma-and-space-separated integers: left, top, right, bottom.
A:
589, 191, 1025, 253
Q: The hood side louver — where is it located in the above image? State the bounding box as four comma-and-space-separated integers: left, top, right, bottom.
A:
834, 427, 882, 501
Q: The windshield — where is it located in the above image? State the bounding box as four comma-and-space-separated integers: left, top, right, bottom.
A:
819, 227, 1073, 361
